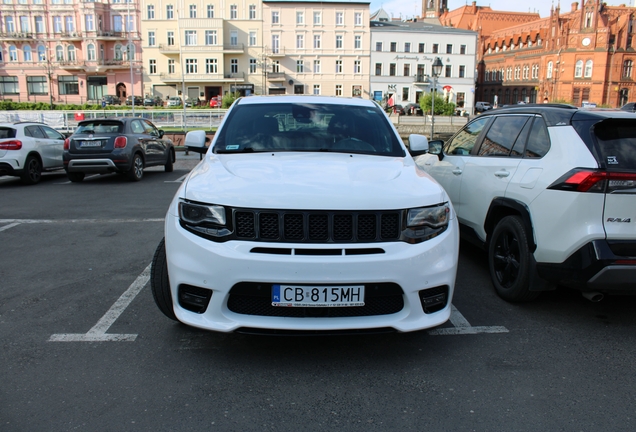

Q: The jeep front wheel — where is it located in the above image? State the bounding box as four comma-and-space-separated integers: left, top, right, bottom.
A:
488, 216, 539, 302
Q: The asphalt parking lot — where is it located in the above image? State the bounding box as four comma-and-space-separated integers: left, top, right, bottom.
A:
1, 153, 635, 431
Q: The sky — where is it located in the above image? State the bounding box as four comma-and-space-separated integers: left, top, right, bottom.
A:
370, 0, 636, 21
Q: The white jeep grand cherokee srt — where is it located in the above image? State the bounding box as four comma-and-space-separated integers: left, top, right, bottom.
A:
151, 95, 459, 334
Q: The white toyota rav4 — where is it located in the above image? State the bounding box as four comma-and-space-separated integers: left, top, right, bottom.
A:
151, 95, 459, 334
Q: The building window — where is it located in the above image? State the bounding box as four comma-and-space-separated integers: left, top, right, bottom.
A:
390, 42, 396, 52
58, 75, 79, 95
336, 35, 343, 49
249, 31, 256, 46
27, 76, 47, 95
313, 59, 321, 73
147, 5, 155, 19
459, 65, 465, 78
249, 58, 257, 73
87, 44, 95, 60
336, 12, 343, 25
64, 16, 73, 32
313, 84, 320, 95
432, 44, 438, 53
297, 11, 304, 25
249, 5, 256, 19
352, 85, 361, 97
403, 64, 410, 76
375, 42, 382, 51
167, 31, 175, 46
185, 58, 197, 74
389, 63, 396, 76
272, 35, 280, 53
354, 60, 361, 74
230, 5, 237, 19
446, 44, 452, 54
460, 45, 466, 54
584, 60, 593, 78
375, 63, 382, 76
355, 12, 362, 25
35, 16, 45, 33
272, 60, 280, 73
167, 5, 174, 19
23, 46, 32, 62
206, 58, 217, 74
585, 11, 593, 28
355, 35, 361, 49
623, 60, 632, 78
547, 61, 553, 79
189, 4, 197, 18
575, 60, 583, 78
148, 31, 155, 46
402, 87, 409, 101
230, 30, 238, 46
335, 60, 342, 73
272, 11, 279, 24
230, 58, 238, 73
149, 59, 156, 74
404, 42, 411, 53
294, 84, 304, 94
297, 60, 305, 73
68, 45, 76, 61
418, 43, 425, 53
296, 34, 304, 49
207, 5, 214, 18
445, 65, 451, 77
335, 84, 342, 96
314, 34, 321, 49
206, 30, 217, 45
168, 59, 175, 74
314, 11, 321, 25
185, 30, 197, 46
0, 76, 19, 94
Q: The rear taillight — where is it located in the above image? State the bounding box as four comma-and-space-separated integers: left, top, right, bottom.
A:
549, 169, 636, 193
0, 140, 22, 150
63, 138, 70, 150
114, 136, 127, 148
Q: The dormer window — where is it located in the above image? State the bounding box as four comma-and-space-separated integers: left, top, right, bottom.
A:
585, 11, 593, 28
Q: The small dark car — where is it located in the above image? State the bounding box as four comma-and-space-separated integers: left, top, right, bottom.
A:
63, 118, 175, 182
144, 95, 164, 107
619, 102, 636, 112
102, 95, 121, 105
125, 96, 144, 106
404, 103, 423, 116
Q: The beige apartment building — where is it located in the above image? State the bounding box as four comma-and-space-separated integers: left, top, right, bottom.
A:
261, 0, 370, 97
140, 0, 371, 102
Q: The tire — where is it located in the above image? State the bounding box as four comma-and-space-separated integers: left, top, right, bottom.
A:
20, 155, 42, 185
150, 238, 178, 321
126, 153, 144, 182
67, 172, 85, 183
488, 215, 539, 302
164, 150, 174, 172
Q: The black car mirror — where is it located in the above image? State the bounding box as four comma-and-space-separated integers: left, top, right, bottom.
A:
158, 130, 165, 138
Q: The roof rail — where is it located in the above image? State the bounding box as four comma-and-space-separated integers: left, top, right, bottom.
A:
499, 103, 578, 109
12, 121, 45, 125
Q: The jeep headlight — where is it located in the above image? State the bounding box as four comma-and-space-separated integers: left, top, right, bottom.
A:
405, 203, 450, 241
179, 199, 231, 237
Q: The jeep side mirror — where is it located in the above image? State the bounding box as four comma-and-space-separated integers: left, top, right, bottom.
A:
184, 130, 208, 154
408, 134, 429, 156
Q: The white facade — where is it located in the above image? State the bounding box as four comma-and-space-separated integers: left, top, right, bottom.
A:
370, 21, 477, 113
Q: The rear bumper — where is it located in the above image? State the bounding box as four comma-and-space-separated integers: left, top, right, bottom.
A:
0, 161, 21, 176
65, 157, 130, 173
536, 240, 636, 293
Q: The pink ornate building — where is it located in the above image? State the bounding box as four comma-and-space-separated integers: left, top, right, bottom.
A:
0, 0, 142, 105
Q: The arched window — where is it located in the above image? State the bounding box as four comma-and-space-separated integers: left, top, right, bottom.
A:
575, 60, 583, 78
87, 43, 96, 61
584, 60, 593, 78
623, 60, 633, 78
9, 45, 17, 61
37, 45, 46, 62
67, 45, 75, 61
547, 61, 553, 79
23, 45, 32, 62
126, 43, 134, 60
114, 44, 123, 60
56, 45, 64, 61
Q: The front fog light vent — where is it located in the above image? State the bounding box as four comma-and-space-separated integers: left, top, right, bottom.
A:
178, 284, 212, 314
419, 286, 449, 314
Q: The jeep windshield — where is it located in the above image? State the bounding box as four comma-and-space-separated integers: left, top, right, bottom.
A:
213, 102, 405, 157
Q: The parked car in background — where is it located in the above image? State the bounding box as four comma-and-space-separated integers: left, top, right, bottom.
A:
619, 102, 636, 112
209, 98, 221, 108
475, 101, 493, 112
144, 95, 164, 107
0, 121, 66, 185
63, 117, 175, 182
404, 103, 424, 116
125, 96, 143, 106
185, 97, 200, 107
150, 95, 459, 334
390, 104, 406, 115
414, 104, 636, 303
167, 97, 182, 107
102, 95, 121, 106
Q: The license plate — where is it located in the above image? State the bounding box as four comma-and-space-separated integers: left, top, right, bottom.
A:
272, 284, 365, 307
80, 140, 102, 147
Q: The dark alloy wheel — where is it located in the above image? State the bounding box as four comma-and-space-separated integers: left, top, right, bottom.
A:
67, 172, 85, 183
488, 215, 539, 302
150, 238, 178, 321
126, 153, 144, 182
20, 155, 42, 185
164, 150, 174, 172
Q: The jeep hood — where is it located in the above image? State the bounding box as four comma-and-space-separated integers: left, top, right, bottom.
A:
182, 152, 446, 210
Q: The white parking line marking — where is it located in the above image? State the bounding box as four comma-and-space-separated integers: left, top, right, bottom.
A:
0, 222, 20, 232
427, 305, 509, 336
48, 263, 151, 342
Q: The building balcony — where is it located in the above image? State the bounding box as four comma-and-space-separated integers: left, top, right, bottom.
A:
414, 74, 430, 84
264, 48, 287, 58
267, 72, 285, 82
0, 32, 38, 40
158, 44, 180, 54
159, 73, 228, 83
223, 43, 245, 54
58, 32, 84, 41
224, 72, 245, 81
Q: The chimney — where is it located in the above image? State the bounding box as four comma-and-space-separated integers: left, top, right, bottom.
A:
571, 2, 579, 12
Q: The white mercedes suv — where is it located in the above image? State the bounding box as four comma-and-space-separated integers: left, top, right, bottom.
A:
415, 104, 636, 302
151, 95, 459, 334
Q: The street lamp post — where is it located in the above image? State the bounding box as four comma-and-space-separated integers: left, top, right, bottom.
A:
430, 57, 443, 140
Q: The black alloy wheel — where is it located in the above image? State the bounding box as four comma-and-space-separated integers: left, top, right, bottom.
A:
20, 155, 42, 185
488, 216, 538, 302
127, 153, 144, 181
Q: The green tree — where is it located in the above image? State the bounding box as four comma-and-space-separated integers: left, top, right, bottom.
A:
222, 91, 240, 109
420, 92, 455, 116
